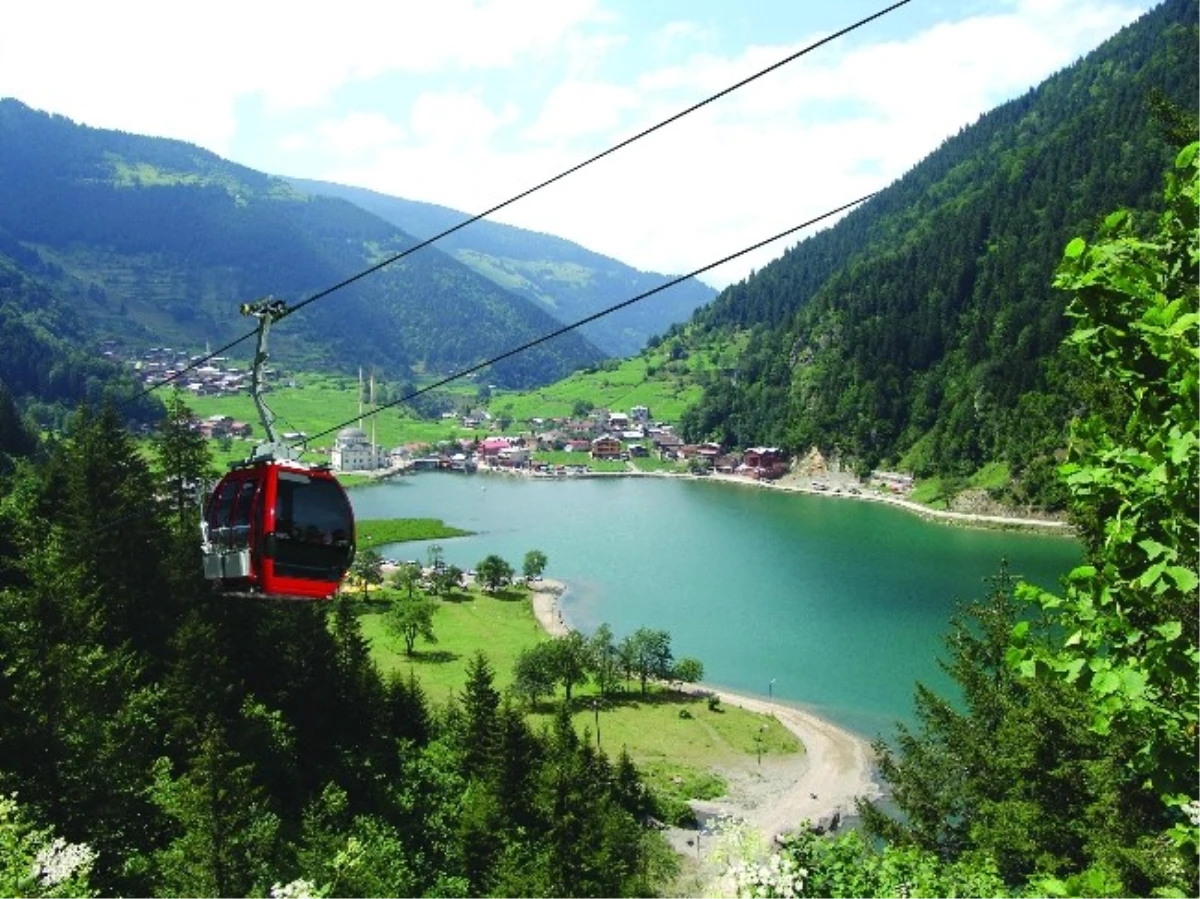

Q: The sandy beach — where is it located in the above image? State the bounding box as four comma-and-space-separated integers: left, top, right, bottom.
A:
529, 579, 882, 861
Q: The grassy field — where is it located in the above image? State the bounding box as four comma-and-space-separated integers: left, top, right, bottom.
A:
630, 456, 688, 474
907, 461, 1013, 510
354, 582, 800, 818
356, 518, 472, 545
486, 351, 708, 424
185, 372, 478, 452
359, 584, 552, 699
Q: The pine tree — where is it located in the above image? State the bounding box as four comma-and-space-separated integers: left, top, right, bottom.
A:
0, 380, 36, 471
857, 567, 1119, 883
384, 669, 431, 747
40, 404, 176, 658
458, 651, 501, 778
151, 392, 216, 535
149, 722, 281, 898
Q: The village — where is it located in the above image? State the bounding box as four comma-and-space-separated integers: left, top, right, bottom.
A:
306, 404, 918, 501
108, 343, 917, 496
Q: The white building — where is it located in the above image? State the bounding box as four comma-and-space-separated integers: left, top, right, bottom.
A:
331, 426, 388, 472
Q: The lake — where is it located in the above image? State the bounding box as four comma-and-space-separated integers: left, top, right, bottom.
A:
349, 472, 1079, 741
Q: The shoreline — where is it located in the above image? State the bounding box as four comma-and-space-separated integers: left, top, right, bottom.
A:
466, 464, 1073, 536
528, 578, 883, 847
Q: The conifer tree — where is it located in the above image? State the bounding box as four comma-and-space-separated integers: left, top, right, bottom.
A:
384, 669, 431, 747
149, 722, 281, 898
151, 392, 215, 535
0, 381, 36, 471
857, 568, 1128, 884
40, 404, 175, 658
458, 651, 501, 778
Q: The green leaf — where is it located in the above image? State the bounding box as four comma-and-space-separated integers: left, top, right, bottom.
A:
1137, 561, 1168, 590
1063, 237, 1087, 259
1093, 669, 1121, 696
1138, 538, 1173, 560
1154, 620, 1183, 642
1066, 565, 1098, 582
1036, 875, 1069, 897
1118, 666, 1148, 701
1103, 209, 1129, 230
1063, 657, 1086, 682
1166, 566, 1199, 594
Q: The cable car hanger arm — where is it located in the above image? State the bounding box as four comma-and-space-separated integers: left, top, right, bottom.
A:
240, 296, 295, 463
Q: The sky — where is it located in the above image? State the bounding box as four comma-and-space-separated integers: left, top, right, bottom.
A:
0, 0, 1160, 289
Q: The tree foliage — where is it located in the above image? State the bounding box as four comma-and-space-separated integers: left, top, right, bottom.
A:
523, 548, 548, 582
384, 592, 440, 656
349, 547, 384, 601
475, 553, 514, 592
820, 142, 1200, 899
619, 628, 674, 694
1011, 141, 1199, 874
0, 398, 672, 897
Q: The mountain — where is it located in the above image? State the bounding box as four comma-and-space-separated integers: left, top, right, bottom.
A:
286, 178, 718, 357
0, 253, 163, 431
0, 99, 607, 390
674, 0, 1198, 508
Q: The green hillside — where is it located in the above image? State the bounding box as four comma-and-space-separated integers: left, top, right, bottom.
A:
287, 177, 718, 357
0, 255, 163, 431
0, 100, 605, 390
484, 332, 741, 424
668, 0, 1198, 509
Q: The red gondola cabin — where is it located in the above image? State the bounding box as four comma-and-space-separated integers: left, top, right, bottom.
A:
202, 460, 355, 601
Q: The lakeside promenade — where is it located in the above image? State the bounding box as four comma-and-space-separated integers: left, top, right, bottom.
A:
390, 461, 1074, 535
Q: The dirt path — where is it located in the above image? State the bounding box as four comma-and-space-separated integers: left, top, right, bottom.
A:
530, 578, 570, 636
690, 687, 880, 840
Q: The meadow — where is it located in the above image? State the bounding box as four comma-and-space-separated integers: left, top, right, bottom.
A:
354, 581, 799, 817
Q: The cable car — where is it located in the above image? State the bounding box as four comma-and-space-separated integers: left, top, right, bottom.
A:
202, 459, 355, 601
199, 296, 356, 601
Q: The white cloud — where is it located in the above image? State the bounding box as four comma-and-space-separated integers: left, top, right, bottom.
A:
449, 0, 1151, 286
524, 80, 641, 142
314, 113, 408, 156
0, 0, 601, 154
409, 91, 520, 147
0, 0, 1154, 289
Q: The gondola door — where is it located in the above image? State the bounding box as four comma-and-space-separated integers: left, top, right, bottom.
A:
203, 467, 264, 592
257, 465, 355, 600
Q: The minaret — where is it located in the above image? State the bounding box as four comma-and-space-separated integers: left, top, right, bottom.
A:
370, 368, 378, 468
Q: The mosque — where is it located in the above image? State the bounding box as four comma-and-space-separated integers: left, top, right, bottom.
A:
330, 425, 388, 472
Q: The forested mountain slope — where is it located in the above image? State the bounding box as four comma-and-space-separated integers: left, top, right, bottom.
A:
288, 178, 718, 358
678, 0, 1197, 507
0, 255, 163, 432
0, 100, 605, 389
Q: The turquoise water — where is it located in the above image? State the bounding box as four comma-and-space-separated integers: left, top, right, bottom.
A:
349, 473, 1079, 741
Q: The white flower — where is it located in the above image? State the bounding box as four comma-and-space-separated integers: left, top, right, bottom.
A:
270, 878, 319, 898
32, 837, 96, 887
